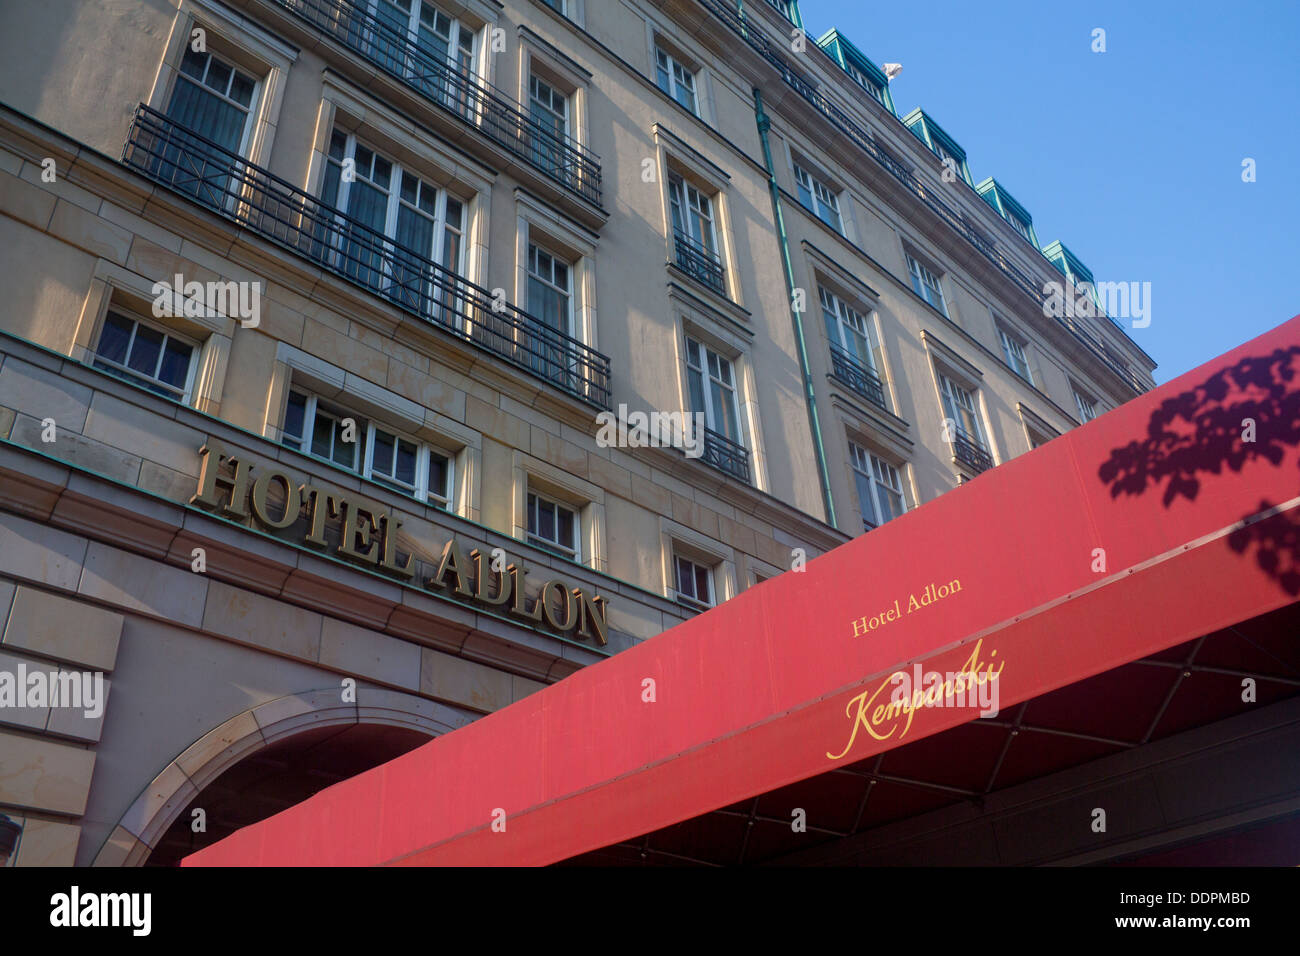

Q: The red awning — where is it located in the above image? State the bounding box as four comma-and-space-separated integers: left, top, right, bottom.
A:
186, 315, 1300, 866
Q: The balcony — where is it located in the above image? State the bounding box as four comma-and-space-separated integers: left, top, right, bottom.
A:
951, 428, 994, 475
700, 427, 750, 482
692, 0, 1147, 395
828, 345, 887, 411
272, 0, 601, 207
122, 104, 611, 408
672, 230, 727, 297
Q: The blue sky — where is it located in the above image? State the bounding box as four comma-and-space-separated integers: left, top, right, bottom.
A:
803, 0, 1299, 384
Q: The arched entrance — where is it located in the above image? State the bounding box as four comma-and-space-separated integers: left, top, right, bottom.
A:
93, 687, 468, 866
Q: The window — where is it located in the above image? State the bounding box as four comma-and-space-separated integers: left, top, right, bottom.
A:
850, 442, 906, 531
655, 45, 698, 114
539, 0, 565, 12
282, 388, 454, 507
674, 553, 715, 611
669, 174, 725, 294
318, 129, 466, 319
92, 311, 199, 402
526, 242, 574, 386
821, 287, 887, 410
906, 253, 947, 316
847, 63, 885, 105
527, 491, 579, 560
938, 374, 987, 450
685, 335, 749, 481
1005, 210, 1032, 243
794, 162, 842, 233
370, 0, 476, 115
685, 337, 741, 445
528, 74, 569, 178
997, 326, 1033, 383
168, 47, 257, 155
1073, 388, 1098, 423
764, 0, 797, 22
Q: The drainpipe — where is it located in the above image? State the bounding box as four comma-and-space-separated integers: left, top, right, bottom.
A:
752, 87, 837, 528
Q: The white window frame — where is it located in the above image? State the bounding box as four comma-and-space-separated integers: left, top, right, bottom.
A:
850, 442, 907, 531
997, 326, 1033, 383
793, 161, 842, 233
820, 288, 880, 373
526, 241, 575, 337
91, 310, 201, 405
907, 252, 948, 316
685, 335, 743, 446
526, 489, 581, 561
673, 552, 716, 612
372, 0, 478, 83
282, 387, 455, 508
170, 46, 260, 158
939, 373, 989, 450
1073, 387, 1099, 424
668, 173, 720, 255
654, 43, 698, 115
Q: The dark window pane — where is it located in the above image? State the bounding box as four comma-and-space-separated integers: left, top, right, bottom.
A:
429, 453, 450, 501
95, 314, 133, 365
538, 499, 555, 541
311, 415, 333, 459
373, 430, 395, 473
205, 59, 232, 95
284, 391, 307, 443
396, 439, 417, 484
229, 72, 255, 108
158, 338, 193, 390
127, 324, 164, 377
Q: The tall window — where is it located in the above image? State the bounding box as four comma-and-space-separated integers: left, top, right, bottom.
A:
168, 47, 256, 155
821, 288, 887, 410
847, 64, 885, 105
793, 162, 842, 233
685, 336, 742, 445
1073, 387, 1098, 423
92, 311, 198, 403
282, 388, 453, 507
318, 130, 465, 319
669, 174, 725, 294
526, 242, 574, 386
906, 253, 947, 316
528, 74, 569, 177
997, 326, 1033, 383
850, 442, 906, 531
938, 374, 988, 450
655, 45, 698, 114
371, 0, 476, 115
674, 553, 715, 611
527, 491, 579, 560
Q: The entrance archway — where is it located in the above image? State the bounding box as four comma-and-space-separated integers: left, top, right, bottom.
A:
93, 687, 467, 866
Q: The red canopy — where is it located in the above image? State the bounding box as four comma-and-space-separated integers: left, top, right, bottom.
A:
186, 315, 1300, 866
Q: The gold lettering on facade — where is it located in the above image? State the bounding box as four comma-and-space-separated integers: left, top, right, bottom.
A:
190, 445, 609, 644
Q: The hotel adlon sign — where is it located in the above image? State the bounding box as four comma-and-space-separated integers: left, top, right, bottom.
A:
190, 441, 609, 645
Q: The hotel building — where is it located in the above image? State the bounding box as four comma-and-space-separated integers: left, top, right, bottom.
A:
0, 0, 1159, 866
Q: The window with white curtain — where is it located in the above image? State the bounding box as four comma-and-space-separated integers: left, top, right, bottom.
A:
938, 373, 988, 450
655, 44, 698, 114
850, 442, 907, 531
906, 252, 948, 316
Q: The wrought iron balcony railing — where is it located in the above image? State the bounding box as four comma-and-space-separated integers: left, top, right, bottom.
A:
273, 0, 602, 207
828, 345, 887, 411
122, 104, 611, 408
695, 0, 1147, 395
672, 229, 727, 297
700, 427, 750, 482
951, 427, 994, 475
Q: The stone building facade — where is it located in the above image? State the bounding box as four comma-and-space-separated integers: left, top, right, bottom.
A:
0, 0, 1154, 865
